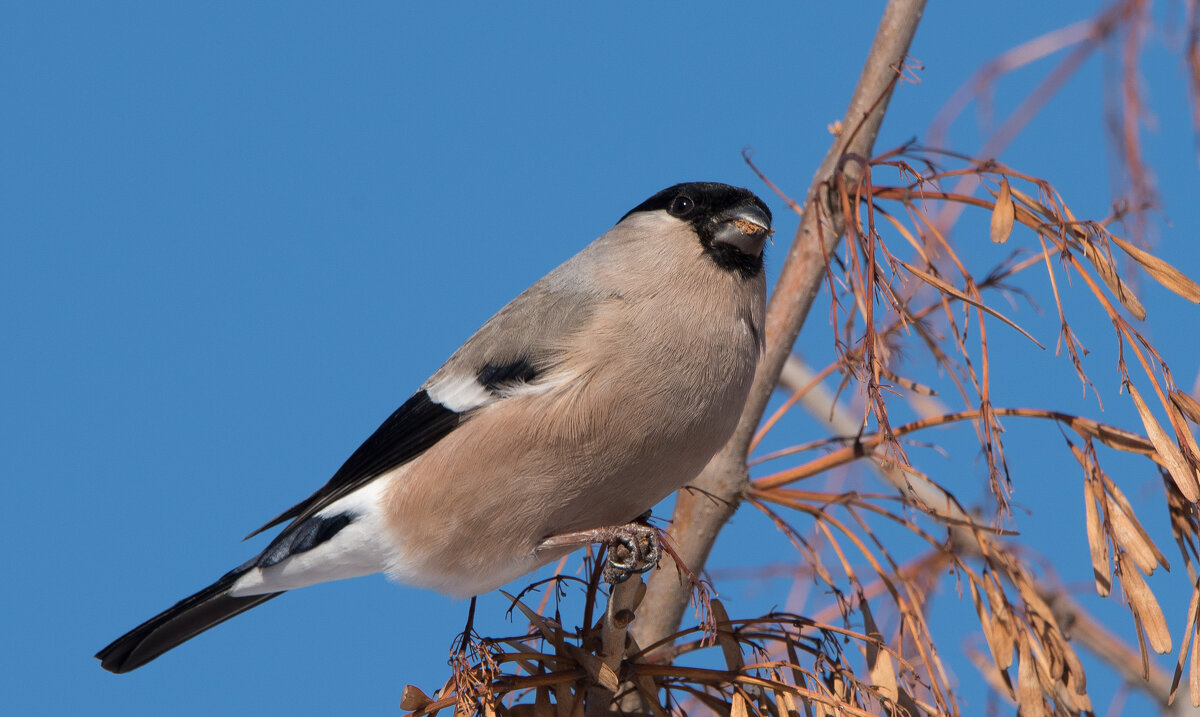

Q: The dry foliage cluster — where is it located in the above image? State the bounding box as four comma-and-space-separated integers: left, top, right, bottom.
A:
406, 1, 1200, 715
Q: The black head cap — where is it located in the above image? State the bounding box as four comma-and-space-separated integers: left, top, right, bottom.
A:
620, 182, 772, 278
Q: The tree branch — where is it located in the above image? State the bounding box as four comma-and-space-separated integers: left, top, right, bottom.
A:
632, 0, 928, 650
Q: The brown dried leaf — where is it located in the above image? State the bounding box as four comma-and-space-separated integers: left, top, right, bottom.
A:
1100, 471, 1171, 572
870, 650, 898, 706
710, 599, 745, 672
1169, 400, 1200, 456
535, 687, 554, 717
990, 177, 1015, 244
1173, 389, 1200, 426
1110, 233, 1200, 303
1059, 640, 1090, 700
1098, 468, 1136, 515
978, 572, 1015, 671
1083, 479, 1112, 596
898, 259, 1045, 349
1121, 560, 1172, 654
772, 686, 800, 717
401, 685, 433, 712
1110, 500, 1161, 575
1078, 239, 1147, 320
1031, 623, 1064, 684
1193, 598, 1200, 708
500, 591, 562, 646
1027, 640, 1063, 703
1018, 638, 1047, 717
1168, 579, 1200, 706
860, 599, 897, 704
731, 690, 749, 717
1126, 381, 1200, 501
1054, 670, 1094, 715
828, 670, 848, 702
564, 645, 618, 691
1013, 573, 1062, 642
1069, 416, 1155, 455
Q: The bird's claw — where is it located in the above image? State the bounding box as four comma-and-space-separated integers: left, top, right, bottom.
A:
602, 522, 661, 584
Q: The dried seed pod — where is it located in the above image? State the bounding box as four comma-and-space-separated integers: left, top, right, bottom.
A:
861, 599, 898, 703
1078, 238, 1147, 320
1018, 637, 1048, 717
1083, 478, 1112, 595
710, 600, 744, 672
1120, 558, 1172, 654
1127, 381, 1200, 501
1110, 499, 1160, 575
1172, 389, 1200, 426
1110, 233, 1200, 303
401, 685, 433, 712
1071, 416, 1155, 456
1167, 579, 1200, 706
982, 571, 1015, 670
1191, 601, 1200, 707
990, 177, 1015, 244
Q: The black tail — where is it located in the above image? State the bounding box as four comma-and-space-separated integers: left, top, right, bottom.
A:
95, 568, 283, 673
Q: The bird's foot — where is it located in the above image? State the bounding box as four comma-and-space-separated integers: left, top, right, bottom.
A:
537, 512, 662, 584
602, 521, 661, 584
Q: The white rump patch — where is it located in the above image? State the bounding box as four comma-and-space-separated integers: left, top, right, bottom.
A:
230, 481, 393, 596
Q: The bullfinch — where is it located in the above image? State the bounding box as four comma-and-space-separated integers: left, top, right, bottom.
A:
96, 181, 772, 673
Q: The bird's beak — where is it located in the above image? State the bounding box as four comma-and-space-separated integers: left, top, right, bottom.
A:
713, 204, 773, 256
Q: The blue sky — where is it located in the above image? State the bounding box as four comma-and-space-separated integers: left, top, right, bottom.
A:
5, 2, 1200, 715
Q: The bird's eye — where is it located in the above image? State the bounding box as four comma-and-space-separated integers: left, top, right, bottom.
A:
668, 195, 694, 217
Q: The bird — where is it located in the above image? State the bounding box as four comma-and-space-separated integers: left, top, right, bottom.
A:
96, 181, 772, 674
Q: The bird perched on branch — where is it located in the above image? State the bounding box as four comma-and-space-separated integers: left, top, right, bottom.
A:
96, 181, 772, 673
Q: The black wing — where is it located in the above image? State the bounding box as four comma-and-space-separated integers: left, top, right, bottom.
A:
246, 389, 461, 538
